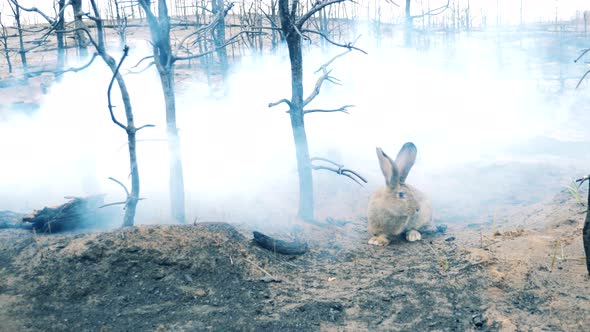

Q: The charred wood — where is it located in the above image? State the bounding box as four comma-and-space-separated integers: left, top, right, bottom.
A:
22, 195, 106, 233
253, 231, 308, 255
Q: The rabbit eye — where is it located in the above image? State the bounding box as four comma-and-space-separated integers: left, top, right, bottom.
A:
398, 192, 405, 199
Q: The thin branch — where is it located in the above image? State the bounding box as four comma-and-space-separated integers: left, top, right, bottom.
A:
56, 27, 100, 52
297, 0, 348, 28
173, 30, 258, 62
23, 52, 99, 78
292, 22, 311, 42
268, 98, 292, 108
260, 7, 280, 30
125, 61, 155, 75
108, 177, 130, 197
303, 48, 352, 106
310, 157, 342, 168
136, 124, 156, 131
576, 175, 590, 184
304, 105, 353, 114
107, 46, 130, 130
410, 0, 450, 19
385, 0, 400, 7
576, 69, 590, 89
99, 201, 127, 208
130, 55, 154, 70
575, 49, 590, 63
8, 0, 61, 24
310, 158, 368, 186
100, 198, 145, 209
303, 30, 367, 54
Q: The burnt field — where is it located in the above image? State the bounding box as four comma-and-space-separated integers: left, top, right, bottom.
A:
0, 189, 588, 331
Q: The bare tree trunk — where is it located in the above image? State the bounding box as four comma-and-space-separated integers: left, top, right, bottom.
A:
9, 2, 27, 71
270, 0, 278, 52
89, 0, 145, 227
319, 7, 328, 49
72, 0, 89, 57
56, 0, 66, 76
279, 0, 314, 221
161, 71, 186, 224
139, 0, 186, 224
404, 0, 413, 47
0, 15, 12, 74
212, 0, 229, 83
114, 0, 128, 48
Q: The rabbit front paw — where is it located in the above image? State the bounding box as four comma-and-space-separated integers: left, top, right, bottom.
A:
405, 230, 422, 242
368, 234, 390, 246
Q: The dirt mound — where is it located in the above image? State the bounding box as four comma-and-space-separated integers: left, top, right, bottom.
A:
0, 223, 277, 331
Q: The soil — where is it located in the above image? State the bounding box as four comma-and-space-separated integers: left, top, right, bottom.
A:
0, 190, 588, 332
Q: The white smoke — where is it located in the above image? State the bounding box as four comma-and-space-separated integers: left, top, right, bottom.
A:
1, 28, 589, 228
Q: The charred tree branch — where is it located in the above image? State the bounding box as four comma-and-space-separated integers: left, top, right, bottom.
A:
268, 98, 293, 108
303, 48, 351, 106
310, 157, 367, 186
304, 105, 353, 114
107, 47, 130, 131
297, 0, 348, 28
302, 30, 367, 54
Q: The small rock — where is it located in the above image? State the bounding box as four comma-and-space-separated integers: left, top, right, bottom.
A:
471, 313, 487, 328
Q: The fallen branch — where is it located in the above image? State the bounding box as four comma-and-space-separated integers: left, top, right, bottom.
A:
252, 231, 308, 255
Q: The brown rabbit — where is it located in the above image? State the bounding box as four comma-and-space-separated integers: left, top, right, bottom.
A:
367, 142, 432, 246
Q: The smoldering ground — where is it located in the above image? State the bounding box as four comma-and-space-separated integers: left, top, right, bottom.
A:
0, 30, 589, 231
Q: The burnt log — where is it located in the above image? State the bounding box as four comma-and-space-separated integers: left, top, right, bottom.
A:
22, 195, 106, 233
252, 231, 308, 255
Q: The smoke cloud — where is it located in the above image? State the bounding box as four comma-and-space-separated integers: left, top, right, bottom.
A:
1, 28, 589, 230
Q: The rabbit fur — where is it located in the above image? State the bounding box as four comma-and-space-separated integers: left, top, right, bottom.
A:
367, 142, 432, 246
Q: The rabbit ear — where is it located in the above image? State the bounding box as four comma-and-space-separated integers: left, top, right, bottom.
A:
376, 147, 400, 188
395, 142, 417, 184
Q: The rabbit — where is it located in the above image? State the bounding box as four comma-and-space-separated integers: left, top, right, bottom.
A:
367, 142, 432, 246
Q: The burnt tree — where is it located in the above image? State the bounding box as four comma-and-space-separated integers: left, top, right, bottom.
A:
137, 0, 235, 224
212, 0, 229, 83
85, 0, 153, 227
8, 0, 69, 77
7, 0, 27, 71
71, 0, 89, 57
403, 0, 449, 47
273, 0, 365, 221
138, 0, 187, 224
0, 13, 12, 75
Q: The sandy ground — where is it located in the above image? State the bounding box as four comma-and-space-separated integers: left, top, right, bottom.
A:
0, 188, 588, 331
